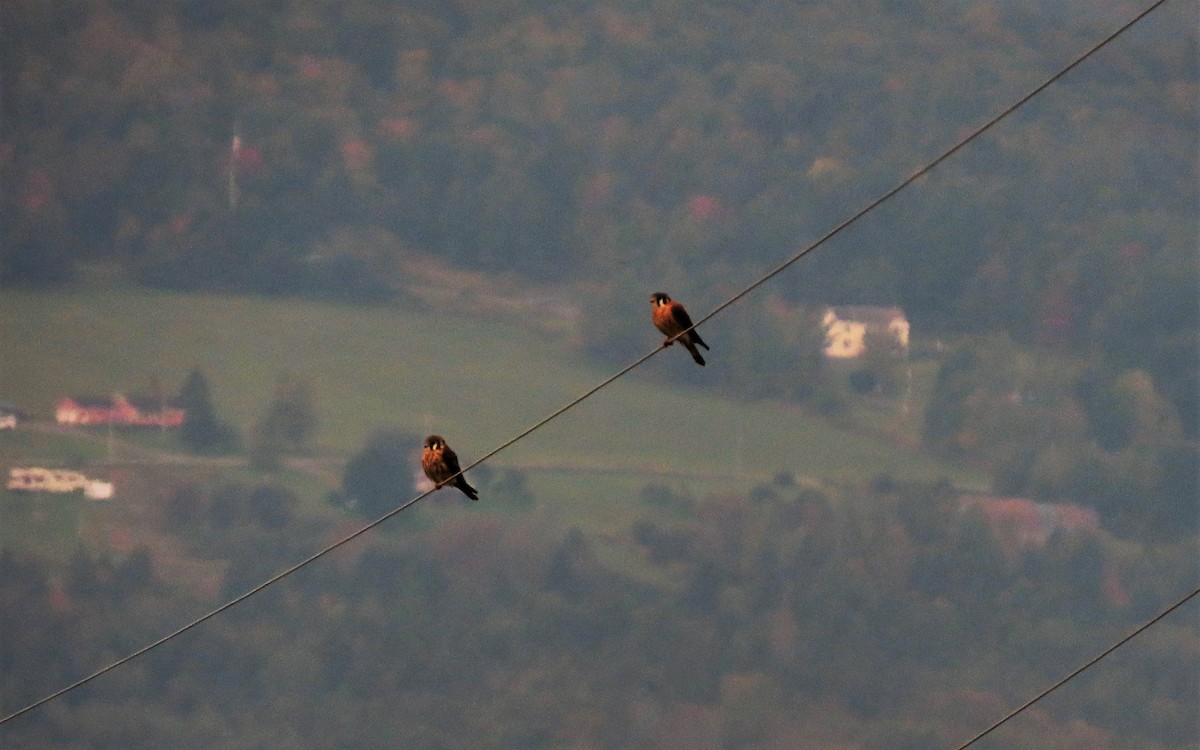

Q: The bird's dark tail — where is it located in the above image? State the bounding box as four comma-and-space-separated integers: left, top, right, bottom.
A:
455, 476, 480, 501
693, 332, 710, 351
684, 342, 706, 366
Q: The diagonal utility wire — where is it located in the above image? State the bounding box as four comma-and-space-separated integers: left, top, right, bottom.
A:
0, 0, 1173, 728
678, 0, 1175, 338
951, 585, 1200, 750
439, 0, 1174, 493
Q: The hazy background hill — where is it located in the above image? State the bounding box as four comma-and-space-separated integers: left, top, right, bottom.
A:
3, 0, 1195, 437
0, 1, 1196, 748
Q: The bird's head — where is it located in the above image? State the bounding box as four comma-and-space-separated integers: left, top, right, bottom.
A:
651, 292, 671, 306
424, 435, 445, 451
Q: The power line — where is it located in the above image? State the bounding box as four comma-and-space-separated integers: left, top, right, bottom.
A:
446, 0, 1172, 484
0, 483, 444, 727
0, 0, 1173, 728
680, 0, 1174, 338
951, 585, 1200, 750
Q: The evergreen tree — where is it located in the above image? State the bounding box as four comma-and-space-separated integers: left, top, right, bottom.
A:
177, 367, 239, 453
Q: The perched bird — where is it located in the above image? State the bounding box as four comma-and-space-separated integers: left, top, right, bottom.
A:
651, 292, 710, 366
422, 435, 479, 501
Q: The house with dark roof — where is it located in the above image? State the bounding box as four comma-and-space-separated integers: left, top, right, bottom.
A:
0, 400, 29, 427
821, 305, 910, 358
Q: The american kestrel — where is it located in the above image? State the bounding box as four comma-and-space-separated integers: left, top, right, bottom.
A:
422, 435, 479, 501
651, 292, 710, 366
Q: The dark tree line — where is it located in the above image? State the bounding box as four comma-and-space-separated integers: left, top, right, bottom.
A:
0, 476, 1193, 748
922, 335, 1197, 541
1, 0, 1193, 433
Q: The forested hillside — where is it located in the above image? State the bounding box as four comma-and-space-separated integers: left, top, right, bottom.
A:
3, 1, 1195, 422
1, 3, 1196, 746
4, 0, 1194, 518
0, 477, 1195, 749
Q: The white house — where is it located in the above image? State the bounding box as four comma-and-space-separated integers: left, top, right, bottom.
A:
821, 306, 910, 359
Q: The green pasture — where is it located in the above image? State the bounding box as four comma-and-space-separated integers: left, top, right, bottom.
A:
0, 425, 108, 465
0, 429, 106, 554
1, 285, 984, 536
0, 491, 89, 556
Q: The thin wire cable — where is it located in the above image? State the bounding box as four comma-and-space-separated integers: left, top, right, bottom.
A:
447, 0, 1171, 479
952, 585, 1200, 750
678, 0, 1173, 338
0, 484, 439, 726
0, 0, 1172, 728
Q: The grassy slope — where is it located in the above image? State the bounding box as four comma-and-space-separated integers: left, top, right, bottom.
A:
0, 284, 983, 537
